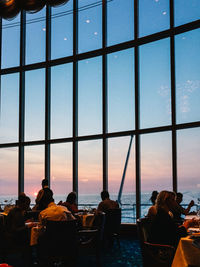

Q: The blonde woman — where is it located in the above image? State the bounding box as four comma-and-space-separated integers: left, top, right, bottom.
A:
150, 190, 195, 247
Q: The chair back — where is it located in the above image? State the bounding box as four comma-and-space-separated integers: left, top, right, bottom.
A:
137, 217, 152, 244
104, 208, 121, 236
137, 218, 175, 267
92, 212, 105, 241
37, 219, 78, 262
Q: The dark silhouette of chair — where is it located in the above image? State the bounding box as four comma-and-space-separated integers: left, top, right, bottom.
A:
104, 208, 121, 248
0, 214, 31, 267
37, 219, 78, 267
78, 212, 105, 267
137, 217, 175, 267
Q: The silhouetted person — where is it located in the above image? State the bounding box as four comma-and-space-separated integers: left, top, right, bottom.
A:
147, 191, 159, 218
150, 191, 159, 205
59, 192, 79, 214
33, 179, 53, 211
97, 190, 119, 213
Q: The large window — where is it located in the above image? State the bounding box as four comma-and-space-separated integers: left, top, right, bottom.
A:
0, 0, 199, 222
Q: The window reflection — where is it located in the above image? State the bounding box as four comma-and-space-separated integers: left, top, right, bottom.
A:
0, 73, 19, 144
139, 0, 169, 37
108, 48, 135, 133
26, 8, 46, 64
108, 136, 135, 223
0, 148, 18, 201
2, 15, 20, 69
51, 143, 72, 199
24, 145, 44, 203
78, 57, 102, 136
78, 140, 102, 195
107, 0, 134, 46
177, 128, 200, 194
141, 132, 172, 217
51, 1, 73, 59
175, 29, 200, 124
175, 0, 200, 27
25, 69, 45, 141
140, 38, 171, 129
78, 0, 102, 53
51, 63, 73, 139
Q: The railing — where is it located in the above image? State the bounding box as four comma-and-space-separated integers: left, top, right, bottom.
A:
1, 202, 198, 224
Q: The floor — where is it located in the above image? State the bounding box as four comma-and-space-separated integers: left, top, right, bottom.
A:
78, 238, 143, 267
1, 238, 143, 267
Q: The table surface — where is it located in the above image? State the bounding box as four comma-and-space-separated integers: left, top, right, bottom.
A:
172, 234, 200, 267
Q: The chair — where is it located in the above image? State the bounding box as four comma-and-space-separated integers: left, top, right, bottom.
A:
78, 212, 105, 267
37, 219, 78, 267
103, 208, 121, 248
137, 217, 175, 267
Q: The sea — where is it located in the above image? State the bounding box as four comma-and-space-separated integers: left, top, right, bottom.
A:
0, 191, 199, 223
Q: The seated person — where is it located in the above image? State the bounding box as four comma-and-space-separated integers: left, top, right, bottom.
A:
97, 190, 119, 213
59, 192, 79, 214
147, 190, 159, 218
150, 190, 195, 248
5, 206, 35, 248
38, 189, 75, 224
32, 179, 52, 211
176, 192, 195, 216
167, 191, 194, 223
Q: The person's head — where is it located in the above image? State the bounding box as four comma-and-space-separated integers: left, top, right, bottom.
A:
156, 190, 177, 211
17, 195, 31, 211
176, 192, 183, 204
150, 191, 159, 205
101, 190, 110, 201
42, 188, 54, 208
156, 190, 171, 210
42, 179, 48, 188
66, 192, 77, 204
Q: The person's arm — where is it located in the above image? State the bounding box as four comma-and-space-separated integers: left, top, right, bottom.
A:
184, 200, 195, 215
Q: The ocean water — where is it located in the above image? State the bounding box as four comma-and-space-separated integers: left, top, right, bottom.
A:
0, 191, 199, 223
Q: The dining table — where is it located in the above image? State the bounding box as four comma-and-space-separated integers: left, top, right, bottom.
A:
75, 211, 95, 227
172, 215, 200, 267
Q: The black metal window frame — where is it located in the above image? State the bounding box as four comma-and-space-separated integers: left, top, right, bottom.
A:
0, 0, 200, 220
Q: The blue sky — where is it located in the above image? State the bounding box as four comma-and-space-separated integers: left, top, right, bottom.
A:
0, 0, 200, 198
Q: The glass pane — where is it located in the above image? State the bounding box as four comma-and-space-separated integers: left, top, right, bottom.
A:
141, 132, 172, 217
175, 0, 200, 27
51, 1, 73, 59
25, 69, 45, 141
0, 148, 18, 205
24, 145, 44, 204
51, 143, 72, 203
78, 140, 102, 199
2, 15, 20, 68
139, 0, 169, 37
78, 0, 102, 53
78, 57, 102, 136
107, 0, 134, 46
51, 63, 73, 139
26, 8, 46, 64
177, 128, 200, 204
140, 38, 171, 129
0, 73, 19, 143
108, 136, 135, 223
108, 48, 135, 133
175, 29, 200, 124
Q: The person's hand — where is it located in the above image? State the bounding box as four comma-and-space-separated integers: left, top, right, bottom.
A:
189, 200, 195, 207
